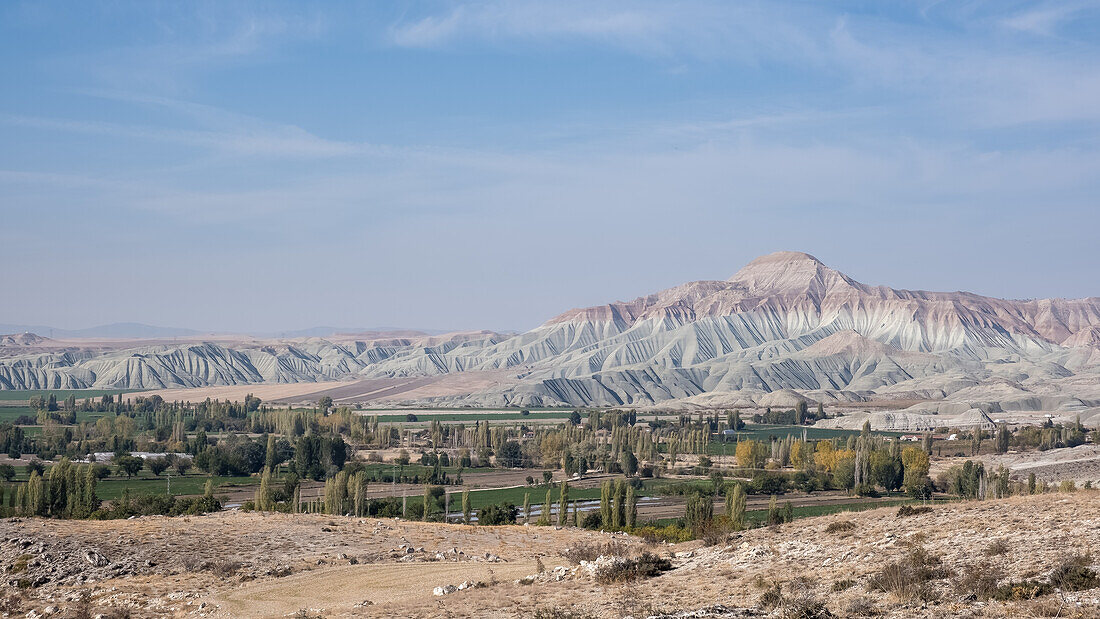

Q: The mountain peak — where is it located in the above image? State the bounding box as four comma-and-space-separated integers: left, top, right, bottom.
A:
728, 251, 858, 295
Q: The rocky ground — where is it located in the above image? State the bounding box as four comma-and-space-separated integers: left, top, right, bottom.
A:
3, 493, 1100, 617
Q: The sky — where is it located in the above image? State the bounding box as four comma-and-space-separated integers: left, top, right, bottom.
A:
1, 1, 1098, 334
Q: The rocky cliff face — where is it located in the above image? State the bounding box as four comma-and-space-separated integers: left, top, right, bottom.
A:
2, 252, 1099, 417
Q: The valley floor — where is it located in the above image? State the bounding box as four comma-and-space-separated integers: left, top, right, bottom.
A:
3, 493, 1100, 617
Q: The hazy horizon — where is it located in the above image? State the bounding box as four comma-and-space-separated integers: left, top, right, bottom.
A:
3, 1, 1098, 333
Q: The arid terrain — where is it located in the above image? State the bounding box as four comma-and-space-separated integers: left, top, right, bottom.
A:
4, 492, 1100, 618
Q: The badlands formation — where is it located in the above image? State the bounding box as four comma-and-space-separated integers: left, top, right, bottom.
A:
2, 252, 1099, 430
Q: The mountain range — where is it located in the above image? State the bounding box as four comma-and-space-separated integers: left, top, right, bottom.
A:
2, 252, 1099, 429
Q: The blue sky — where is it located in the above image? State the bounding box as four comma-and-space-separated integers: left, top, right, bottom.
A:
1, 1, 1098, 333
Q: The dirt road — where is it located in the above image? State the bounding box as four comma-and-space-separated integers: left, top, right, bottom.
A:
211, 561, 538, 618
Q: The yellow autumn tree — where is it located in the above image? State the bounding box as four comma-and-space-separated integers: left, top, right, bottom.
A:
814, 441, 837, 472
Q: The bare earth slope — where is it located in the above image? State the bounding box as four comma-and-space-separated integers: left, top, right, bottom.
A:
2, 252, 1099, 424
4, 493, 1100, 617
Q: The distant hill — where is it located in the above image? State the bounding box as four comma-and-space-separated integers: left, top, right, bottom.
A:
0, 322, 204, 339
0, 323, 452, 339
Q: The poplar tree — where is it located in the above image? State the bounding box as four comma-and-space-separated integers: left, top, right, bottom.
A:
766, 495, 781, 526
611, 482, 622, 529
727, 483, 746, 531
462, 489, 471, 525
600, 481, 612, 528
538, 488, 551, 526
625, 484, 636, 528
255, 466, 273, 512
558, 481, 568, 526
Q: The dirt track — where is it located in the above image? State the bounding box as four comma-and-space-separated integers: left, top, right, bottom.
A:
212, 561, 538, 617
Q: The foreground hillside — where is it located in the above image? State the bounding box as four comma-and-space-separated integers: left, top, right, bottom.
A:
4, 493, 1100, 617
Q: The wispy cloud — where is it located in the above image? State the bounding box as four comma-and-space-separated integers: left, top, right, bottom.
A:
999, 2, 1092, 36
0, 91, 370, 159
386, 1, 822, 63
47, 5, 326, 94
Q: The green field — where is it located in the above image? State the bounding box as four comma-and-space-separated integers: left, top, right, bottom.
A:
0, 407, 116, 425
645, 496, 920, 527
0, 389, 139, 401
95, 474, 258, 501
0, 406, 35, 423
691, 424, 904, 455
461, 484, 605, 510
742, 497, 914, 524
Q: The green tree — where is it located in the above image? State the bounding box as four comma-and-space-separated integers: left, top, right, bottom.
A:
147, 458, 169, 477
115, 455, 144, 479
599, 481, 612, 528
766, 495, 782, 526
620, 449, 638, 477
174, 458, 192, 476
255, 466, 274, 512
625, 483, 637, 528
558, 481, 569, 526
996, 424, 1010, 454
727, 483, 746, 531
478, 502, 516, 525
538, 488, 552, 526
684, 492, 713, 536
462, 489, 472, 525
265, 434, 278, 470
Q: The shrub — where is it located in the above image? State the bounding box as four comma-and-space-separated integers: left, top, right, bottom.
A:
701, 518, 734, 546
580, 512, 603, 530
825, 520, 855, 534
1048, 554, 1099, 591
831, 579, 855, 592
845, 597, 878, 617
954, 563, 1002, 600
632, 523, 693, 544
896, 505, 932, 518
477, 502, 517, 525
560, 541, 628, 564
868, 546, 948, 601
984, 539, 1010, 556
991, 579, 1053, 601
532, 609, 598, 619
211, 560, 243, 578
758, 580, 835, 618
594, 553, 671, 584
